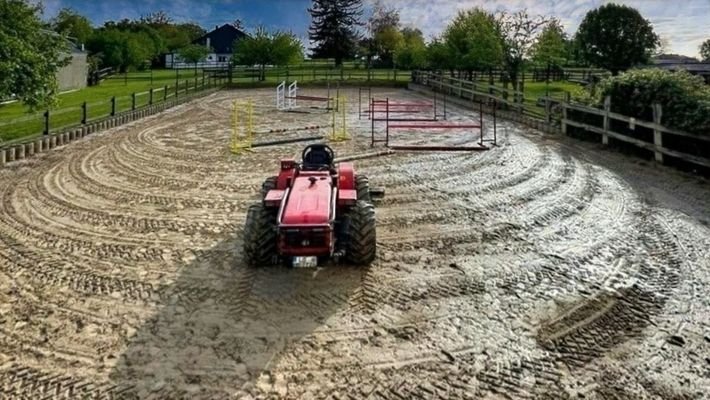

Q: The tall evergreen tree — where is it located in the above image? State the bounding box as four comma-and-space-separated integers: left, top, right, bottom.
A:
308, 0, 362, 66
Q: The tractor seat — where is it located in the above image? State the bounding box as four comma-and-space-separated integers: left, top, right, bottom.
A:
302, 144, 334, 170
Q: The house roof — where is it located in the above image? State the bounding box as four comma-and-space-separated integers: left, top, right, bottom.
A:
192, 24, 248, 54
41, 29, 85, 53
652, 54, 700, 64
652, 62, 710, 74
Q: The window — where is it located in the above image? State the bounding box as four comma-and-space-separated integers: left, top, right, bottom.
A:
218, 56, 227, 62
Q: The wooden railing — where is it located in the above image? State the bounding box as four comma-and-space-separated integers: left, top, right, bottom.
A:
412, 70, 710, 170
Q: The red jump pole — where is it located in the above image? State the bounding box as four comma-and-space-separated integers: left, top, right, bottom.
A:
387, 123, 482, 129
478, 102, 483, 146
386, 97, 390, 147
389, 145, 489, 151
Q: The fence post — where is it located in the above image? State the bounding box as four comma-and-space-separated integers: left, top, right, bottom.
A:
44, 110, 50, 135
652, 103, 664, 164
561, 92, 570, 135
111, 96, 116, 116
185, 80, 189, 94
602, 96, 611, 145
175, 81, 179, 98
131, 93, 136, 111
149, 88, 154, 105
164, 85, 168, 101
81, 101, 87, 124
545, 95, 551, 124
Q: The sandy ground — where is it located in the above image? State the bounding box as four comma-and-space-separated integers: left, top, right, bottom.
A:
0, 87, 708, 399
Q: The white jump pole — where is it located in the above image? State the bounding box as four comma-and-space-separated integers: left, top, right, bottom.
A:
276, 81, 285, 110
288, 81, 298, 109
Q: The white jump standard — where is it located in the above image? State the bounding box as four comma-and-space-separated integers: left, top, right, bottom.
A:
276, 80, 336, 112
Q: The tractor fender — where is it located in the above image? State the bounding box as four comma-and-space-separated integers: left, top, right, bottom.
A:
337, 162, 355, 190
277, 159, 297, 189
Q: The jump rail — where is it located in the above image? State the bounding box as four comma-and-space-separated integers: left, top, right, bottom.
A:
370, 97, 496, 150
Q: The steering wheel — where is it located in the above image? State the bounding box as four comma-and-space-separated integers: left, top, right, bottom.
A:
302, 144, 335, 168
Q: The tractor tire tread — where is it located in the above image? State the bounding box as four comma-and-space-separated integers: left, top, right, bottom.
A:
243, 203, 277, 267
346, 200, 376, 265
355, 175, 371, 202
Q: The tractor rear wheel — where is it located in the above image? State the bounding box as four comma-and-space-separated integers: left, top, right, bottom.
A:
345, 200, 376, 265
261, 176, 278, 199
355, 175, 371, 202
243, 203, 277, 267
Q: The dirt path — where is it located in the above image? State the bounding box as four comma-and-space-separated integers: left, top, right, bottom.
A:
0, 88, 708, 399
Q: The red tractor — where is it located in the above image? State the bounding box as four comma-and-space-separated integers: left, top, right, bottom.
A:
243, 144, 380, 267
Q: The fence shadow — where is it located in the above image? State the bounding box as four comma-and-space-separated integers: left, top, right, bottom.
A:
108, 235, 364, 399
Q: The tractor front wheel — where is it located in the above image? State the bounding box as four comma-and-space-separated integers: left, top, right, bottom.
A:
261, 176, 278, 199
243, 203, 277, 267
345, 200, 376, 265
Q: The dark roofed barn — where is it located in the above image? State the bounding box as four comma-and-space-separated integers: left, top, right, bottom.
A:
166, 24, 249, 69
194, 24, 248, 54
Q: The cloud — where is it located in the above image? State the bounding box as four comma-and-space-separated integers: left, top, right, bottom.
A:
375, 0, 708, 57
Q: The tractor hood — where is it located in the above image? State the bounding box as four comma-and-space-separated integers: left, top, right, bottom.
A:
280, 175, 333, 225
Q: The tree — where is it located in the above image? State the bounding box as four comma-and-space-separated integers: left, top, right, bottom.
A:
0, 0, 69, 108
357, 37, 376, 67
373, 26, 403, 67
50, 8, 93, 45
94, 20, 166, 68
157, 23, 205, 52
655, 36, 671, 56
531, 19, 568, 82
575, 4, 659, 75
368, 0, 400, 67
308, 0, 363, 66
179, 43, 210, 75
270, 31, 305, 65
234, 27, 303, 81
232, 19, 246, 31
426, 38, 451, 71
701, 39, 710, 62
442, 8, 503, 76
394, 28, 426, 70
496, 10, 549, 92
87, 29, 152, 72
140, 10, 172, 26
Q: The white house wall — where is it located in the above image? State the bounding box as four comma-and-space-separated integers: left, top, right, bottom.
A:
57, 52, 88, 91
167, 53, 233, 69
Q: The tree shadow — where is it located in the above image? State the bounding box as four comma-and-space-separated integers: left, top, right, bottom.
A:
108, 234, 365, 399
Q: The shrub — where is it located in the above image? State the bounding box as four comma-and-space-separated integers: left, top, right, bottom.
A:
589, 69, 710, 136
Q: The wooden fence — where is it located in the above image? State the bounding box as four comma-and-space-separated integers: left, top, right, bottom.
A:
412, 71, 710, 170
0, 74, 227, 148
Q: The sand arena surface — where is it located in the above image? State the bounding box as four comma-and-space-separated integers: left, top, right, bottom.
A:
0, 88, 708, 399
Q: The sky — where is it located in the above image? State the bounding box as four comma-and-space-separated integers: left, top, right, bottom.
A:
39, 0, 709, 58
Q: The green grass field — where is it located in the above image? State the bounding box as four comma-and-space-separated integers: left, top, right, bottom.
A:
481, 80, 581, 116
0, 69, 213, 143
